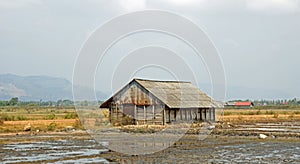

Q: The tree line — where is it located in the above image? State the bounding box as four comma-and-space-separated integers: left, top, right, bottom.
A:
0, 97, 103, 107
228, 98, 300, 106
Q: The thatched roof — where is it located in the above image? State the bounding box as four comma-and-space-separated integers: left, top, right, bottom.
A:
100, 78, 220, 108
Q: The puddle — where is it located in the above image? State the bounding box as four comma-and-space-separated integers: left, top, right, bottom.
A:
1, 138, 109, 163
212, 142, 300, 163
48, 157, 109, 164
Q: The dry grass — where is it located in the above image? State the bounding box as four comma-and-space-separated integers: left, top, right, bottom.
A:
218, 110, 300, 123
1, 106, 300, 133
0, 119, 81, 133
0, 107, 83, 133
223, 108, 300, 116
0, 106, 77, 120
119, 124, 166, 133
219, 108, 300, 123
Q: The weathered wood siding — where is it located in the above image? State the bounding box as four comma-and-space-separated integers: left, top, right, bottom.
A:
113, 83, 161, 106
108, 81, 215, 126
109, 83, 165, 125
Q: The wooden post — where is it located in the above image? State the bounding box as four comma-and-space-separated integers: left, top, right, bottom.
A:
134, 104, 137, 125
212, 107, 216, 121
163, 108, 166, 125
209, 108, 211, 120
180, 109, 182, 120
116, 103, 118, 120
200, 108, 202, 120
174, 109, 176, 121
121, 104, 123, 123
109, 104, 112, 123
143, 105, 146, 125
168, 109, 171, 123
152, 105, 155, 124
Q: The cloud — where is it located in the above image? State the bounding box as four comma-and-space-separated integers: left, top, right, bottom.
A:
246, 0, 299, 13
163, 0, 204, 6
223, 39, 240, 48
154, 0, 299, 14
117, 0, 147, 12
0, 0, 42, 8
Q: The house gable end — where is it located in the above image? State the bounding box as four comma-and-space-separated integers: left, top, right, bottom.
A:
100, 79, 166, 108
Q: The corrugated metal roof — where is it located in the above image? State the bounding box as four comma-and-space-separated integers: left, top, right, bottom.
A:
101, 78, 220, 108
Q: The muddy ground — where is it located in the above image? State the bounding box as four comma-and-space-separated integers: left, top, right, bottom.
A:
1, 121, 300, 164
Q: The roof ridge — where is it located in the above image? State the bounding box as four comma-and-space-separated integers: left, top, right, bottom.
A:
134, 78, 191, 83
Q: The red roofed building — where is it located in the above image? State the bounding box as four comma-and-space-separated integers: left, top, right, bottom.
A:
234, 101, 254, 107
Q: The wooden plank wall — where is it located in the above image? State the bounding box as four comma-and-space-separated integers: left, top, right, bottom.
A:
110, 104, 165, 125
110, 106, 216, 125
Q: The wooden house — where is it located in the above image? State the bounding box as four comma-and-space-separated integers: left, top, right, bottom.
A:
100, 79, 219, 125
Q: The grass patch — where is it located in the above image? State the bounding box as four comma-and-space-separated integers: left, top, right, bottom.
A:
265, 110, 275, 115
224, 108, 300, 116
0, 114, 28, 121
47, 122, 57, 131
44, 113, 56, 120
273, 113, 279, 118
120, 125, 165, 133
64, 112, 78, 119
294, 111, 300, 115
288, 113, 295, 118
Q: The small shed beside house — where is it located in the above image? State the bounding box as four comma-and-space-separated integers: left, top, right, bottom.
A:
100, 78, 219, 126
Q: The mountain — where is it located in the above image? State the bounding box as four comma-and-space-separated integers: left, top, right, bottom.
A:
0, 74, 107, 101
0, 74, 293, 101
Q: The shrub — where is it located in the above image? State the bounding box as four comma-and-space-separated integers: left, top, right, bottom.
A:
73, 119, 83, 129
102, 110, 110, 118
265, 110, 275, 115
238, 115, 243, 121
45, 113, 56, 120
16, 115, 27, 120
256, 110, 261, 115
294, 111, 300, 115
246, 111, 255, 115
223, 111, 233, 116
288, 113, 295, 118
1, 114, 15, 121
64, 113, 78, 119
47, 122, 57, 131
273, 113, 279, 118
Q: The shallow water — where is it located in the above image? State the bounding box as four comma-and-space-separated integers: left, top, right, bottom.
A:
210, 142, 300, 163
1, 137, 109, 163
1, 132, 300, 163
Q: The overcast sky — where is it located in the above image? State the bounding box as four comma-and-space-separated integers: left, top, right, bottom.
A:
0, 0, 299, 100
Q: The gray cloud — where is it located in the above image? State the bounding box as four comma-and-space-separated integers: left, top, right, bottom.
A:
0, 0, 299, 99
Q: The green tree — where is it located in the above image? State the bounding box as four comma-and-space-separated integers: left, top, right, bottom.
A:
0, 101, 8, 106
8, 97, 18, 106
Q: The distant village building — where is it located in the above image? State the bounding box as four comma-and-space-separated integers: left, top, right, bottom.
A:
100, 79, 220, 125
225, 101, 254, 108
234, 101, 254, 107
